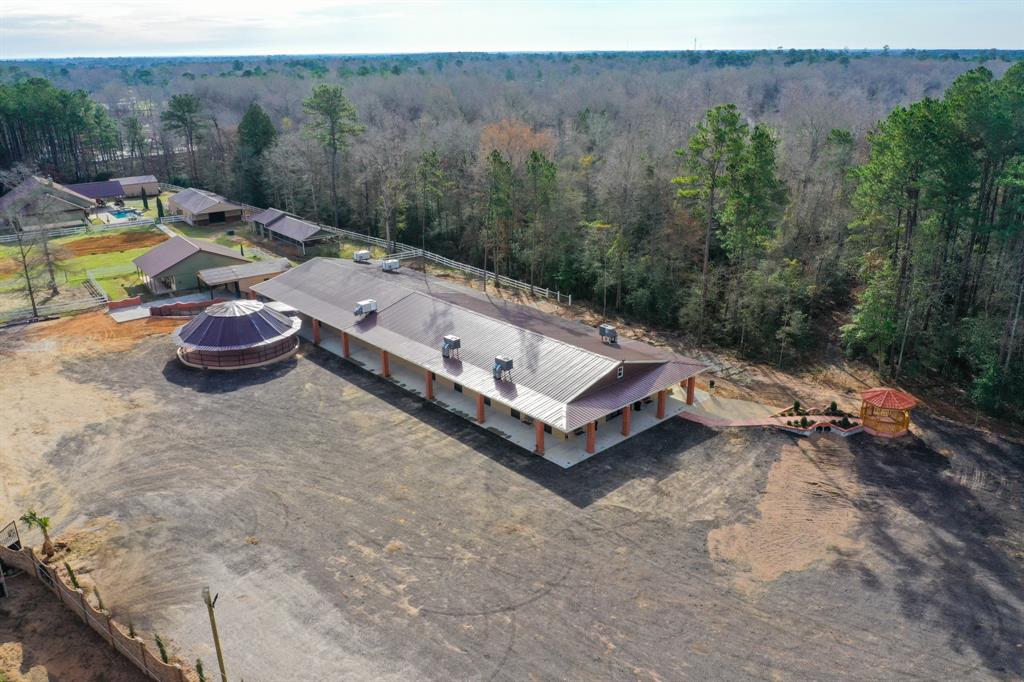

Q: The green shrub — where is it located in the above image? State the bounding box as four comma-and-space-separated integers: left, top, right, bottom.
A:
793, 400, 801, 412
154, 633, 169, 663
64, 562, 80, 589
800, 416, 809, 428
196, 658, 207, 682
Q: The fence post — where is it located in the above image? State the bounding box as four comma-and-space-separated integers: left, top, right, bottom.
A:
136, 636, 150, 673
77, 588, 89, 622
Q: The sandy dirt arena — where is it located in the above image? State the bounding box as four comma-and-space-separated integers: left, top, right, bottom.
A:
0, 312, 1022, 680
0, 574, 147, 682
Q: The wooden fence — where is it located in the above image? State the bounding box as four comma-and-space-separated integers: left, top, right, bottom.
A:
0, 543, 199, 682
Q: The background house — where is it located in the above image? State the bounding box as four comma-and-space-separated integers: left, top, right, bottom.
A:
0, 175, 94, 231
113, 175, 159, 198
168, 188, 243, 226
64, 180, 125, 202
133, 235, 251, 294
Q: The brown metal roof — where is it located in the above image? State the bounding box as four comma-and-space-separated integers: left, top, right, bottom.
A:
355, 291, 620, 404
133, 236, 249, 277
198, 258, 291, 286
251, 258, 706, 430
168, 188, 241, 215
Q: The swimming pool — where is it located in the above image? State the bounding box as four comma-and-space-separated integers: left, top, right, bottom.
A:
109, 208, 142, 220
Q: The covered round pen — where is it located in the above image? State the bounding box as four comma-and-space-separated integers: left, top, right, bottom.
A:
172, 299, 302, 370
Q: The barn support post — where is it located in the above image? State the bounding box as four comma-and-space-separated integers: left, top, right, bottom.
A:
586, 421, 596, 454
312, 318, 321, 345
476, 394, 486, 423
341, 332, 350, 358
656, 390, 667, 419
381, 350, 390, 377
425, 371, 434, 400
535, 421, 545, 454
686, 377, 696, 405
621, 405, 632, 437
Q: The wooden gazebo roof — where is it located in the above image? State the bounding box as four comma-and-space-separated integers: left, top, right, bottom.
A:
861, 388, 918, 410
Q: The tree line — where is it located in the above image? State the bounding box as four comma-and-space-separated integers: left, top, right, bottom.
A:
0, 54, 1021, 420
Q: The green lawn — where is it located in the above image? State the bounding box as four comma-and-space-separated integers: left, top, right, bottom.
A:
62, 246, 152, 283
170, 220, 248, 240
122, 191, 176, 219
95, 273, 150, 300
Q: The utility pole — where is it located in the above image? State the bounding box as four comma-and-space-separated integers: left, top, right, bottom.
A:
203, 587, 228, 682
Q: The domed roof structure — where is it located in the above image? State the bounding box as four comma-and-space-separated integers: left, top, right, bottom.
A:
173, 300, 301, 370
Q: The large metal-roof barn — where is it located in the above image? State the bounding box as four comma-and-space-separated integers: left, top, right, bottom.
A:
252, 258, 706, 466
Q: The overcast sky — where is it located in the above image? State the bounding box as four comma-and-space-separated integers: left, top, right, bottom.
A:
1, 0, 1021, 59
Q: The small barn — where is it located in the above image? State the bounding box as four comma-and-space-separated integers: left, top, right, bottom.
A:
64, 180, 125, 202
250, 208, 334, 254
113, 175, 159, 198
0, 176, 94, 231
133, 235, 251, 294
168, 188, 244, 226
198, 258, 292, 298
173, 299, 301, 370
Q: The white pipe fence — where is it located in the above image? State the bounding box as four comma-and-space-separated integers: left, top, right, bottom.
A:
322, 226, 572, 305
157, 183, 574, 305
0, 218, 156, 244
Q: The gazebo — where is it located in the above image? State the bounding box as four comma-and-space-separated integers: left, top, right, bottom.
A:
860, 388, 918, 437
172, 300, 301, 370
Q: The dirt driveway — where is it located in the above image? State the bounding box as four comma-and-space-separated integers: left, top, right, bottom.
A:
1, 320, 1022, 681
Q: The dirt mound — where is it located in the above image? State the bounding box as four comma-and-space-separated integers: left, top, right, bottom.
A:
26, 311, 181, 354
707, 439, 862, 593
63, 230, 167, 257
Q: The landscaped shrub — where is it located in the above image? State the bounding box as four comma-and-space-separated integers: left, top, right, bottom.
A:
64, 562, 80, 589
800, 416, 809, 428
155, 633, 169, 663
830, 401, 838, 413
840, 416, 851, 428
793, 400, 801, 412
196, 658, 207, 682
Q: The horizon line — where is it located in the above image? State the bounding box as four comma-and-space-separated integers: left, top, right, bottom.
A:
3, 47, 1020, 62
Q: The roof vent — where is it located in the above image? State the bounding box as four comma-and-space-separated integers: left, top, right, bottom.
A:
381, 258, 400, 271
441, 334, 461, 359
353, 249, 371, 263
493, 355, 513, 380
353, 298, 377, 316
599, 323, 618, 344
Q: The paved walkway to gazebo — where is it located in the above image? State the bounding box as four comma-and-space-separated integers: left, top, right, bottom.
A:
678, 389, 783, 426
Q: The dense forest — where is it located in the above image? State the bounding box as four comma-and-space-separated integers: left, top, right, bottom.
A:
1, 50, 1022, 420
